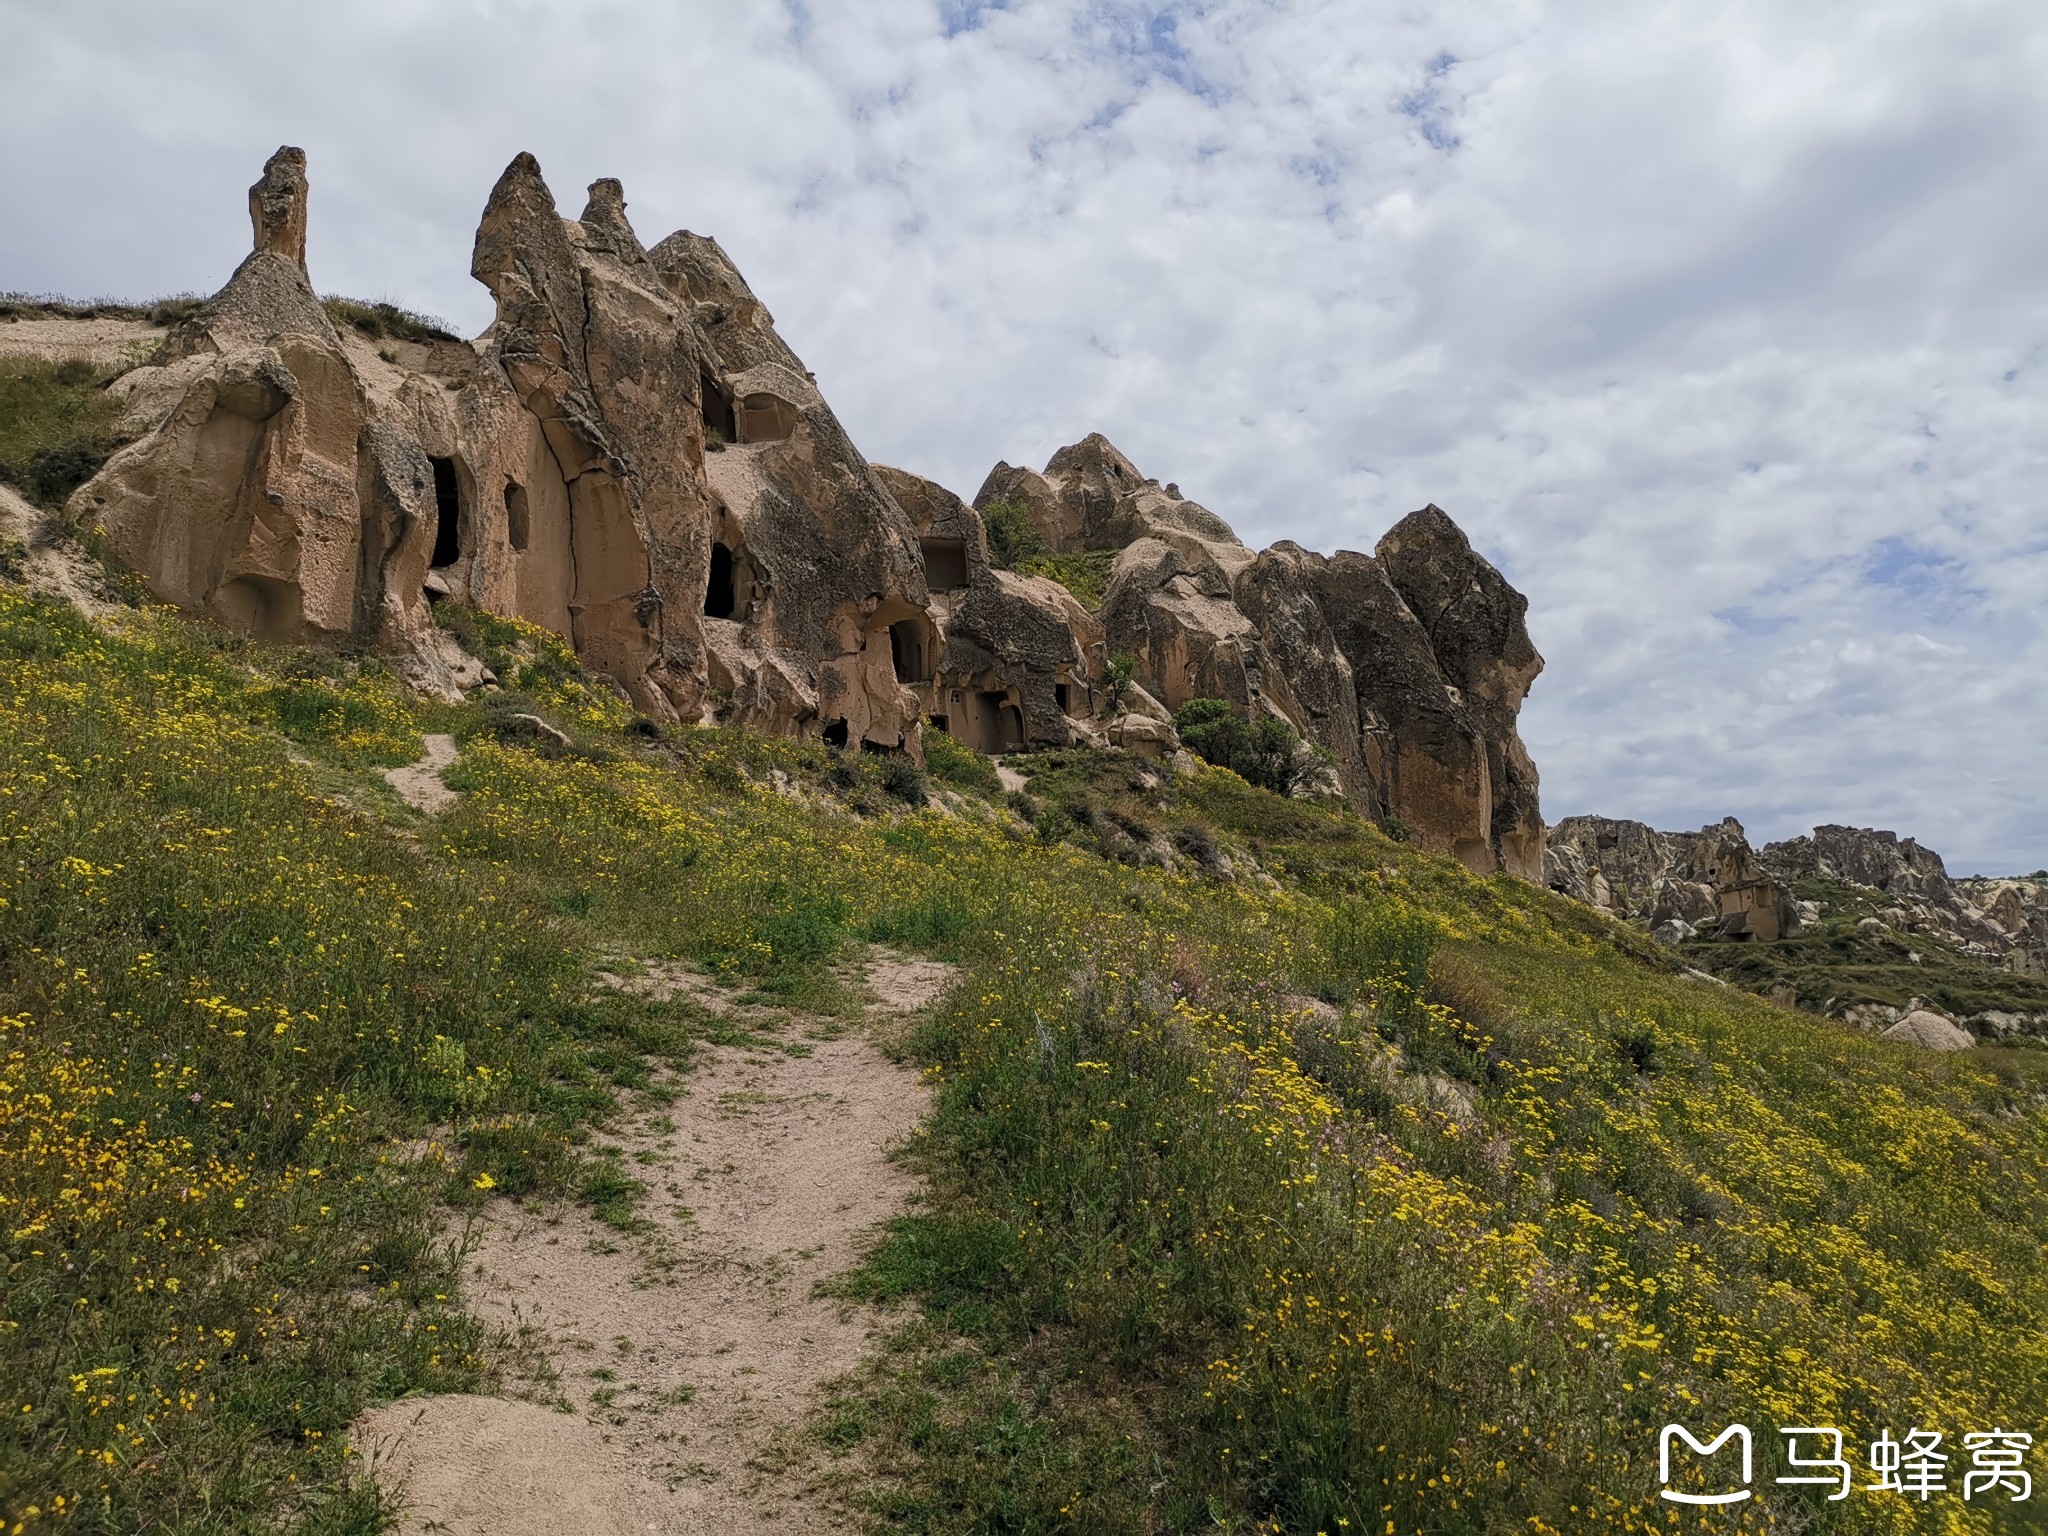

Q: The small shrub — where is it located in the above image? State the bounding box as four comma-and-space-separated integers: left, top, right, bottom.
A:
981, 498, 1046, 569
0, 356, 131, 509
923, 728, 1001, 796
320, 295, 460, 344
146, 294, 205, 327
882, 756, 929, 805
1103, 654, 1137, 713
1172, 696, 1304, 795
1016, 547, 1117, 610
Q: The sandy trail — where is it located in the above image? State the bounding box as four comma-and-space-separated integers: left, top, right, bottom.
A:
383, 733, 461, 813
354, 952, 945, 1535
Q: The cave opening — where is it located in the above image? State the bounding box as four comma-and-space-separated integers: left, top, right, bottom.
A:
821, 718, 849, 749
503, 481, 530, 553
705, 543, 737, 619
700, 372, 736, 444
429, 457, 463, 569
889, 619, 930, 684
920, 537, 968, 590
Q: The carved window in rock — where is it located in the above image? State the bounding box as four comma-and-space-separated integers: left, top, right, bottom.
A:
701, 372, 736, 445
995, 698, 1025, 751
739, 392, 798, 444
920, 537, 969, 590
889, 619, 931, 684
705, 543, 738, 619
503, 481, 531, 553
1054, 682, 1071, 714
429, 457, 464, 569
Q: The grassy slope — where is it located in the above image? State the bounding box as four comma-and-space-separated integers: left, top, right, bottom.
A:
1681, 875, 2048, 1022
0, 582, 2043, 1535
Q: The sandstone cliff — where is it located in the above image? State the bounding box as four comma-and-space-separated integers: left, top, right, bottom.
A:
1548, 813, 2048, 1037
67, 147, 1548, 875
1545, 816, 1794, 940
976, 437, 1546, 877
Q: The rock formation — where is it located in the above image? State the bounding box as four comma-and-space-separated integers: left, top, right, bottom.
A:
1545, 816, 1795, 941
976, 437, 1547, 876
69, 147, 1549, 874
1759, 825, 2037, 967
1879, 1008, 1976, 1052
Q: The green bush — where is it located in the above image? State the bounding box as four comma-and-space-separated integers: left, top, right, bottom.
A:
1103, 654, 1136, 713
1171, 696, 1303, 795
923, 727, 1002, 796
882, 755, 929, 805
980, 498, 1046, 569
320, 296, 460, 345
0, 356, 131, 509
1016, 547, 1116, 610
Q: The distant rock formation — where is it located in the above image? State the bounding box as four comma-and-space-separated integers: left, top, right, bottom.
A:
1548, 812, 2048, 981
1761, 826, 2044, 972
69, 147, 1548, 876
1545, 816, 1795, 941
976, 436, 1546, 878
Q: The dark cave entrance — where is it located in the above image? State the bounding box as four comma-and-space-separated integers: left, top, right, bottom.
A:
701, 372, 736, 445
429, 457, 463, 569
889, 619, 930, 684
705, 543, 737, 619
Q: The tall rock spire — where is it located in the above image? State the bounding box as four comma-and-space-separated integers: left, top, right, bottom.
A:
248, 146, 310, 274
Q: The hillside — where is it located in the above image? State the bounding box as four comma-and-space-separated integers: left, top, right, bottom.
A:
3, 549, 2045, 1533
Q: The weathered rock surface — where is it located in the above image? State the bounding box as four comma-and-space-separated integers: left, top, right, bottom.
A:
1545, 816, 1794, 940
73, 147, 929, 737
649, 229, 930, 748
66, 147, 1552, 875
1880, 1008, 1976, 1051
1762, 826, 2035, 967
876, 465, 1101, 751
974, 439, 1547, 875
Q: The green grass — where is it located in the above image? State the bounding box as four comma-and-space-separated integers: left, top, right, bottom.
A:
0, 293, 203, 328
318, 297, 459, 346
0, 357, 132, 509
1015, 548, 1118, 611
5, 575, 2047, 1534
1679, 875, 2048, 1022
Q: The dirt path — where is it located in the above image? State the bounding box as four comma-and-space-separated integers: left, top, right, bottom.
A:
354, 951, 946, 1534
383, 733, 461, 813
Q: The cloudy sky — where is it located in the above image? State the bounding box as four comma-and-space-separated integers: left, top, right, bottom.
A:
4, 0, 2044, 870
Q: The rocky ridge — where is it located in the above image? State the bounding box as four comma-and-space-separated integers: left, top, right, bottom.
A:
1546, 814, 2048, 1041
59, 148, 1550, 878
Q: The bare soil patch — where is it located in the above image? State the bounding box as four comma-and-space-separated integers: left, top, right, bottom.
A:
383, 733, 461, 813
0, 315, 164, 366
353, 951, 955, 1534
0, 487, 118, 614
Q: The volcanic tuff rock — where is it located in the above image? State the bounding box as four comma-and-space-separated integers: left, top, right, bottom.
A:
1545, 816, 1795, 940
66, 147, 1548, 873
1760, 825, 2036, 966
977, 438, 1547, 877
1551, 812, 2048, 996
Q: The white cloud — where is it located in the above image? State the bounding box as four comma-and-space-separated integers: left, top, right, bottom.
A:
2, 0, 2043, 868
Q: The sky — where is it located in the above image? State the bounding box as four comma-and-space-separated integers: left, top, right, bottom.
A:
3, 0, 2044, 872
